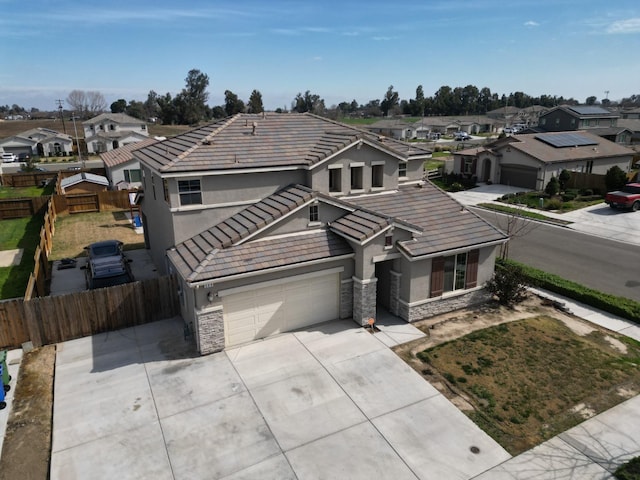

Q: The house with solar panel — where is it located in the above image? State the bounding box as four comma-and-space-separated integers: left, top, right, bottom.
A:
453, 131, 634, 189
536, 105, 633, 145
133, 113, 508, 354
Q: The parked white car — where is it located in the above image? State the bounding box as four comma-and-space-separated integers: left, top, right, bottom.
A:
1, 153, 18, 163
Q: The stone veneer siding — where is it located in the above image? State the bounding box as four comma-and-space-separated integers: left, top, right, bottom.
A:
353, 277, 377, 326
340, 279, 353, 319
400, 288, 490, 323
195, 306, 225, 355
389, 271, 401, 316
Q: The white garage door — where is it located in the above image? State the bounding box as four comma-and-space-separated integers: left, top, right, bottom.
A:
222, 272, 340, 347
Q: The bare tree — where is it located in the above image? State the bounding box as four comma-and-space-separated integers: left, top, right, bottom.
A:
86, 91, 106, 117
490, 207, 539, 260
66, 89, 106, 119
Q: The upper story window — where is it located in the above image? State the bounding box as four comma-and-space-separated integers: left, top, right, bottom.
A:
309, 204, 319, 223
329, 167, 342, 193
124, 169, 142, 183
99, 124, 104, 130
109, 124, 115, 131
141, 125, 147, 130
178, 179, 202, 206
384, 233, 393, 249
398, 162, 407, 178
372, 164, 384, 188
351, 166, 363, 190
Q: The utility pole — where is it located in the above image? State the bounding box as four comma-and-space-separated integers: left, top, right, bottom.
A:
56, 99, 67, 134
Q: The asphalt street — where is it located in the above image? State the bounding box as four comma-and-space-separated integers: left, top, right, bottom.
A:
473, 208, 640, 303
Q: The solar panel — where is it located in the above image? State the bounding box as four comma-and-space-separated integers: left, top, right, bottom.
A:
567, 105, 613, 116
534, 132, 599, 148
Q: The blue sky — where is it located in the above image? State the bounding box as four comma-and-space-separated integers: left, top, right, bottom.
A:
1, 0, 639, 112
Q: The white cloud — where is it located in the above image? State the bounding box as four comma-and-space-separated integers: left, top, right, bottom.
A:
372, 36, 395, 41
606, 18, 640, 34
524, 20, 539, 27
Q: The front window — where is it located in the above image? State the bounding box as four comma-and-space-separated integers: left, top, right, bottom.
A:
372, 164, 384, 188
178, 179, 202, 205
463, 159, 473, 175
398, 162, 407, 178
351, 166, 363, 190
443, 253, 467, 292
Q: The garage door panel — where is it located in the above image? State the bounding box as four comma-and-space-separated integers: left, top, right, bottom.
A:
500, 165, 537, 189
223, 273, 340, 347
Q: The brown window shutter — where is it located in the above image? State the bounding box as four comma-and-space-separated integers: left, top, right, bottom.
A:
465, 249, 479, 288
471, 158, 477, 174
430, 256, 444, 297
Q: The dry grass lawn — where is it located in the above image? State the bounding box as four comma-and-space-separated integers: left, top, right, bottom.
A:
394, 296, 640, 455
49, 211, 145, 260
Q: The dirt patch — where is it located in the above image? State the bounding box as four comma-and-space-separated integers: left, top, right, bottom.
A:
0, 345, 55, 480
49, 211, 145, 261
394, 295, 640, 455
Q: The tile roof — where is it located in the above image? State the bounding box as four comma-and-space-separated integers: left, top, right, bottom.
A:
134, 113, 431, 173
83, 113, 147, 125
329, 209, 392, 243
346, 183, 508, 257
169, 185, 316, 281
498, 131, 633, 164
100, 138, 159, 168
169, 230, 352, 283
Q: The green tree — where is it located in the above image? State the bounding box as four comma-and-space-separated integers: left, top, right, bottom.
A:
292, 91, 325, 114
125, 100, 146, 120
175, 69, 210, 124
410, 85, 425, 116
380, 85, 399, 117
585, 96, 597, 105
559, 169, 571, 191
144, 90, 160, 120
157, 93, 178, 124
224, 90, 245, 116
110, 99, 127, 113
247, 90, 264, 114
605, 165, 628, 191
545, 176, 559, 196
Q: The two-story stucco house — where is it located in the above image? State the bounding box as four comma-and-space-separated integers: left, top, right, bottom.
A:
135, 113, 508, 355
83, 113, 149, 154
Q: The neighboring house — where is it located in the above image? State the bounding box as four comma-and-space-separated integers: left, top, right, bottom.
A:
620, 107, 640, 120
0, 127, 74, 157
59, 172, 109, 194
83, 113, 149, 154
453, 131, 634, 189
617, 119, 640, 145
367, 119, 414, 140
135, 113, 508, 355
100, 137, 159, 190
537, 106, 633, 145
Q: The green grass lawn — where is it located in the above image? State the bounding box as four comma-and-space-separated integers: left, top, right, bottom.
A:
416, 316, 640, 455
0, 183, 55, 199
0, 215, 44, 299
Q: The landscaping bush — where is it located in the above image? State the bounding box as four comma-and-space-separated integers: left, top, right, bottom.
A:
498, 258, 640, 323
545, 176, 559, 196
487, 263, 528, 307
605, 165, 628, 191
561, 192, 577, 202
545, 197, 563, 210
580, 188, 594, 196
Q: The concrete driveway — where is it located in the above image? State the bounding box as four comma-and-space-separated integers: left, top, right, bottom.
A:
50, 317, 510, 480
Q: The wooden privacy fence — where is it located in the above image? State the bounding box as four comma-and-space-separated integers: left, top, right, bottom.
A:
0, 275, 180, 349
24, 199, 57, 300
1, 171, 57, 188
0, 196, 50, 220
53, 190, 132, 214
566, 172, 607, 194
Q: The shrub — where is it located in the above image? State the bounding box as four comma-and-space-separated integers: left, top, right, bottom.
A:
605, 165, 628, 191
562, 192, 577, 202
580, 188, 593, 196
545, 176, 560, 196
545, 197, 563, 210
450, 182, 465, 192
559, 169, 571, 191
486, 263, 528, 307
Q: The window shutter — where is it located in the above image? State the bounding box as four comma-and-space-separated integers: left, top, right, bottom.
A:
430, 257, 444, 297
471, 158, 477, 174
465, 249, 479, 288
